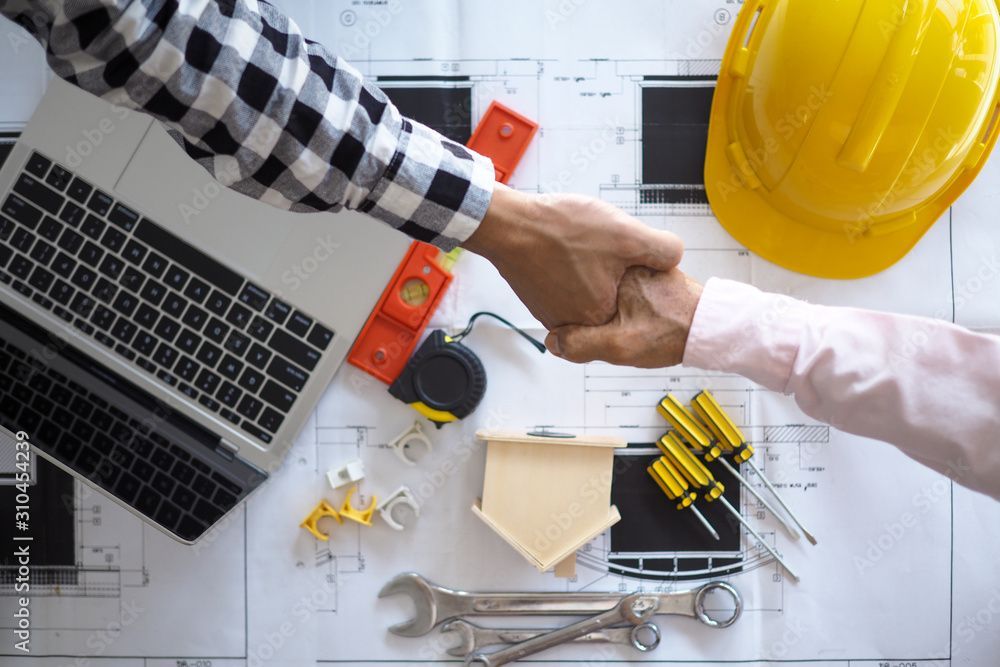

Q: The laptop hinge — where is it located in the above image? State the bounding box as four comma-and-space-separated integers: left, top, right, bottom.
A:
215, 438, 239, 462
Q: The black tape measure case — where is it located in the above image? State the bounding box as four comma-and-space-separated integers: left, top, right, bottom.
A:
388, 330, 487, 427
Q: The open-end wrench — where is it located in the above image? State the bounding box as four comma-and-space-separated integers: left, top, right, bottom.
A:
378, 572, 741, 637
441, 618, 661, 657
465, 593, 659, 667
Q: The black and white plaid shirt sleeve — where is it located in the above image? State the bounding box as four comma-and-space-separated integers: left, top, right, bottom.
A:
1, 0, 496, 251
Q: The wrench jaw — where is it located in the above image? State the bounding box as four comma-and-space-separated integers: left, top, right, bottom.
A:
378, 572, 439, 637
440, 620, 476, 657
623, 596, 658, 624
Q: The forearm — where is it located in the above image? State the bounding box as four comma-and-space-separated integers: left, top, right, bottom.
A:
3, 0, 493, 249
684, 278, 1000, 501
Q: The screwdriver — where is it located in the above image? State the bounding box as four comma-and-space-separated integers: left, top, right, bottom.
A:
658, 394, 800, 540
647, 457, 720, 541
692, 390, 817, 545
658, 432, 800, 582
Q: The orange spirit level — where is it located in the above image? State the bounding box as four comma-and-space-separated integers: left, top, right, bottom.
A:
347, 241, 452, 384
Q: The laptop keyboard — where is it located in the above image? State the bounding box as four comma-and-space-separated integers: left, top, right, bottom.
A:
0, 151, 337, 445
0, 332, 256, 541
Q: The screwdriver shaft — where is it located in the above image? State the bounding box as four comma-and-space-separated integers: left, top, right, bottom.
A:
746, 459, 818, 546
718, 496, 800, 582
648, 462, 721, 542
716, 457, 801, 540
689, 506, 720, 541
691, 389, 817, 546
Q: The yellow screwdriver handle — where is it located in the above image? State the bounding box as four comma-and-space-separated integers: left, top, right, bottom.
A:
656, 454, 691, 491
658, 433, 725, 502
655, 432, 677, 461
692, 391, 755, 463
650, 456, 687, 497
648, 463, 696, 510
658, 393, 723, 461
729, 441, 754, 464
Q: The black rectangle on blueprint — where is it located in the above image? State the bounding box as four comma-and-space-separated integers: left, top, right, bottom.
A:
0, 457, 77, 586
638, 186, 709, 206
379, 85, 473, 145
377, 76, 471, 83
643, 75, 717, 82
611, 448, 742, 555
641, 85, 715, 187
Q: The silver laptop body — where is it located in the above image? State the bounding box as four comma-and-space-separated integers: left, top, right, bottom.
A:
0, 79, 403, 542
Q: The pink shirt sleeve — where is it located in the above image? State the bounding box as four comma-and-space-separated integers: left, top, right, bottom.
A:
683, 278, 1000, 501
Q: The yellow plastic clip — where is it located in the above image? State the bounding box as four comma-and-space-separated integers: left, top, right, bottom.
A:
340, 485, 377, 526
300, 500, 343, 541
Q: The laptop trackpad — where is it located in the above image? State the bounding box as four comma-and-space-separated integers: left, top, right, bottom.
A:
115, 123, 295, 277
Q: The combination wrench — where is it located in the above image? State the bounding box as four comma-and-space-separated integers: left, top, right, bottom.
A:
441, 618, 661, 657
378, 572, 741, 637
464, 593, 659, 666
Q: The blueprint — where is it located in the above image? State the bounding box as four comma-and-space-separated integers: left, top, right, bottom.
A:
3, 1, 1000, 665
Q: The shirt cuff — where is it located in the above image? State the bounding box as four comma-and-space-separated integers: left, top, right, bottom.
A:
361, 119, 496, 251
682, 278, 814, 392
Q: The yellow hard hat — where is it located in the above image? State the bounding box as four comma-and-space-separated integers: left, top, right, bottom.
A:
705, 0, 1000, 279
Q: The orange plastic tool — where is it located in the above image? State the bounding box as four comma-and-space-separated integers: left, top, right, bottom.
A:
467, 101, 538, 184
347, 241, 452, 384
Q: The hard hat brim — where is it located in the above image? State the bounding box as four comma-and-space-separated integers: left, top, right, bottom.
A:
703, 153, 937, 280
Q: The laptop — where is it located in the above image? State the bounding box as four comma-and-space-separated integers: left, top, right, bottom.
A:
0, 79, 404, 543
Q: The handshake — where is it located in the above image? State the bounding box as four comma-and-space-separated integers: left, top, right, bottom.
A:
463, 184, 704, 368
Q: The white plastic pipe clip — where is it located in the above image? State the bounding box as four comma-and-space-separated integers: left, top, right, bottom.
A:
377, 486, 420, 530
387, 421, 433, 466
326, 458, 365, 490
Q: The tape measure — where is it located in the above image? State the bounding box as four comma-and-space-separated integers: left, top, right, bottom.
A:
388, 330, 486, 426
388, 313, 545, 427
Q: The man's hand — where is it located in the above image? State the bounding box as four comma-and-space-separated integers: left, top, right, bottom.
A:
544, 267, 704, 368
463, 185, 684, 329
